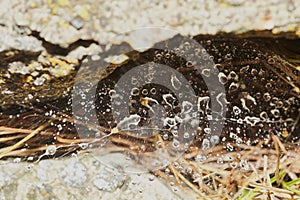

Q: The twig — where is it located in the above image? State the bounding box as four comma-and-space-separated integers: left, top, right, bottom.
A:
272, 135, 281, 187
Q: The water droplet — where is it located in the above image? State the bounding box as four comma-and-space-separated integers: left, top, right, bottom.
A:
156, 141, 162, 148
233, 106, 241, 115
201, 69, 210, 77
204, 128, 211, 134
26, 164, 34, 171
165, 53, 171, 59
141, 89, 148, 95
218, 72, 228, 84
27, 156, 34, 161
172, 139, 180, 148
224, 155, 233, 161
270, 97, 279, 107
109, 89, 117, 97
229, 82, 239, 91
186, 61, 193, 67
162, 94, 176, 108
172, 186, 179, 192
276, 101, 283, 108
226, 143, 234, 151
181, 101, 193, 114
131, 77, 138, 85
230, 132, 238, 139
217, 157, 223, 164
164, 117, 177, 127
13, 157, 21, 163
202, 138, 210, 150
225, 53, 232, 60
210, 135, 220, 145
173, 162, 179, 169
271, 109, 280, 118
148, 175, 155, 181
79, 143, 89, 150
260, 111, 268, 120
251, 68, 258, 76
263, 93, 271, 102
254, 92, 262, 99
183, 132, 190, 139
183, 41, 191, 50
150, 88, 156, 95
228, 71, 238, 81
163, 133, 169, 140
240, 160, 249, 170
283, 100, 291, 110
266, 83, 272, 88
46, 145, 57, 155
267, 57, 275, 64
171, 74, 182, 90
195, 154, 207, 163
237, 118, 243, 124
131, 87, 139, 96
240, 65, 249, 73
230, 162, 238, 168
155, 53, 162, 60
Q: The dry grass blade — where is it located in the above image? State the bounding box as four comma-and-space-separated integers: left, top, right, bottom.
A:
0, 121, 51, 159
0, 126, 53, 136
272, 135, 281, 187
249, 182, 295, 195
155, 132, 181, 185
0, 110, 299, 199
0, 134, 27, 142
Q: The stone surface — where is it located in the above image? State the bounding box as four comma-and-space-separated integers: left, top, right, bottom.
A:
0, 152, 195, 200
0, 0, 299, 50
